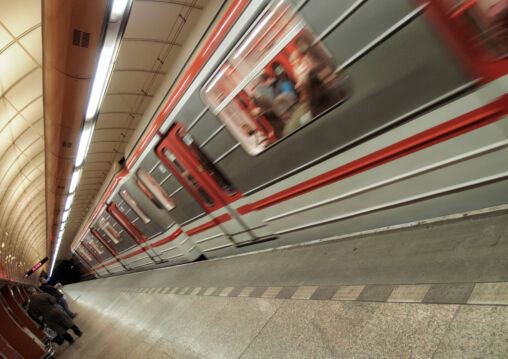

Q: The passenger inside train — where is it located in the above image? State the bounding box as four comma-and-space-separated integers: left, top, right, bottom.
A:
203, 7, 351, 155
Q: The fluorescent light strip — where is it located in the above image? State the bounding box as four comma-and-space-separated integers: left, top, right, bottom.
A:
64, 194, 74, 211
68, 168, 82, 193
111, 0, 129, 21
75, 122, 95, 167
50, 0, 131, 277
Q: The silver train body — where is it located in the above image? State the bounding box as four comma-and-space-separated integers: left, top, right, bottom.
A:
72, 0, 508, 277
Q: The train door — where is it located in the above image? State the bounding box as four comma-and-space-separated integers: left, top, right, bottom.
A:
156, 123, 270, 246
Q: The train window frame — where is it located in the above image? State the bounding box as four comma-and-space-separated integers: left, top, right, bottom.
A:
442, 0, 508, 60
136, 168, 176, 211
200, 0, 351, 156
98, 217, 122, 244
119, 189, 152, 224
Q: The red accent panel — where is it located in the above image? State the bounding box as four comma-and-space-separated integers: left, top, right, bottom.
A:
0, 287, 46, 341
419, 0, 508, 82
186, 213, 232, 236
237, 94, 508, 214
125, 0, 250, 171
91, 229, 119, 256
107, 203, 148, 244
0, 295, 45, 359
151, 228, 183, 248
75, 251, 93, 268
82, 242, 103, 264
136, 179, 154, 199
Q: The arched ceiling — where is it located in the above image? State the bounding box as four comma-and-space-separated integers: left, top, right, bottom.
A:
0, 0, 45, 281
0, 0, 223, 281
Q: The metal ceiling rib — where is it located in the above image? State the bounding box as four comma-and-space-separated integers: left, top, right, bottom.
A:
0, 0, 45, 281
58, 0, 210, 260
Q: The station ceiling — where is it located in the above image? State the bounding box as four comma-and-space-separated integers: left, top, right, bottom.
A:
0, 0, 44, 281
0, 0, 220, 281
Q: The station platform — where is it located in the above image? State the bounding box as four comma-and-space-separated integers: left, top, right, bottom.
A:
58, 207, 508, 358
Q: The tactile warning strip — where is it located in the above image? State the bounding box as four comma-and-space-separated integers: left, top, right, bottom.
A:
118, 282, 508, 305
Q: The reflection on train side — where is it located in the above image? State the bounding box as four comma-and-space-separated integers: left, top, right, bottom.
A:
86, 234, 104, 255
98, 217, 121, 244
203, 0, 350, 155
119, 189, 151, 224
136, 168, 176, 211
162, 148, 215, 207
77, 247, 93, 263
444, 0, 508, 58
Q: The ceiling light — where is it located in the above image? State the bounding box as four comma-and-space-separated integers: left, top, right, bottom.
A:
61, 209, 70, 223
110, 0, 129, 21
74, 122, 96, 167
64, 194, 75, 211
85, 44, 115, 120
68, 168, 82, 193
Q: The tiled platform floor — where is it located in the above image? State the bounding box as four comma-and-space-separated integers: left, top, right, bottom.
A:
57, 290, 507, 358
57, 210, 508, 358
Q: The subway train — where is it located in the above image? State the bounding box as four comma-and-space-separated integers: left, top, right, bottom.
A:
71, 0, 508, 277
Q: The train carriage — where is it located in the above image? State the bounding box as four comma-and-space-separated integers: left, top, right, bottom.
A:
71, 0, 508, 274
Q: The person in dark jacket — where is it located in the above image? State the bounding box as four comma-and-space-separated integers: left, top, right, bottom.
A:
27, 288, 83, 345
39, 276, 76, 318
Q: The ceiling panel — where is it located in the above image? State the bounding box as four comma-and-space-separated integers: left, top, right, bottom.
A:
0, 0, 45, 281
0, 44, 37, 90
4, 68, 42, 109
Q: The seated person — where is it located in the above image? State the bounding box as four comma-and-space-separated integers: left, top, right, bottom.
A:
254, 73, 275, 103
270, 62, 298, 120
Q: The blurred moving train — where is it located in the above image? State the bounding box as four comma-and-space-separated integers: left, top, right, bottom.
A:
71, 0, 508, 277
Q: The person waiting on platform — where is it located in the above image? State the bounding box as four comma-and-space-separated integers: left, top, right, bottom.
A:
27, 287, 83, 345
39, 276, 77, 318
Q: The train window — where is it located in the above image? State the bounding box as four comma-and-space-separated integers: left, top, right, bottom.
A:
445, 0, 508, 58
202, 0, 350, 155
136, 168, 176, 211
119, 190, 151, 224
78, 248, 93, 262
98, 218, 122, 244
86, 235, 104, 255
177, 129, 236, 196
162, 148, 215, 207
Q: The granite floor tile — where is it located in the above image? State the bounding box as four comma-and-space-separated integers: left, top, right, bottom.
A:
228, 286, 244, 297
292, 286, 318, 299
239, 300, 378, 359
467, 282, 508, 305
219, 287, 234, 296
261, 286, 282, 298
203, 287, 216, 296
387, 284, 431, 303
192, 297, 283, 359
350, 302, 458, 359
423, 283, 475, 304
433, 305, 508, 359
276, 286, 298, 299
238, 287, 255, 297
332, 285, 364, 301
249, 286, 267, 298
310, 286, 339, 301
358, 285, 395, 302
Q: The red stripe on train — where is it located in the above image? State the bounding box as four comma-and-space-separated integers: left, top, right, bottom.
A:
186, 214, 232, 236
151, 228, 183, 248
237, 94, 508, 215
73, 0, 248, 251
125, 0, 250, 170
